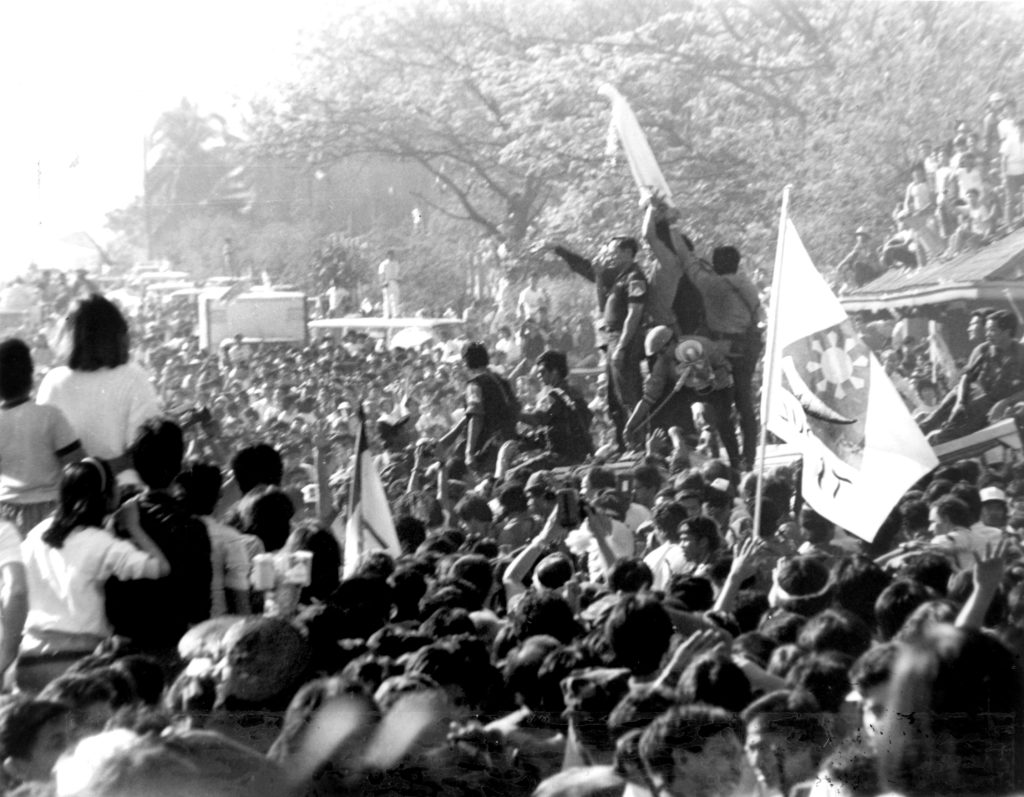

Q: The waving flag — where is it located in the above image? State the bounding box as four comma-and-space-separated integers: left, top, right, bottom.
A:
599, 84, 674, 207
762, 213, 937, 542
343, 406, 401, 575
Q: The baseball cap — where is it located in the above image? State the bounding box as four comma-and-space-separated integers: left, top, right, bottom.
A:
980, 486, 1008, 504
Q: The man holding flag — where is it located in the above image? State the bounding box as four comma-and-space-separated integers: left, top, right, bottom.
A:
760, 192, 938, 542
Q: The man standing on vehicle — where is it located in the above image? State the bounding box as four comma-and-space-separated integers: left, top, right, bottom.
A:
545, 236, 648, 448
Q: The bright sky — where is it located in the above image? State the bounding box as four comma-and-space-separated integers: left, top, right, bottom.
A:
0, 0, 351, 267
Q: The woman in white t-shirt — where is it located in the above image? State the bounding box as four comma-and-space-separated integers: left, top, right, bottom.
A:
17, 458, 168, 691
37, 295, 161, 479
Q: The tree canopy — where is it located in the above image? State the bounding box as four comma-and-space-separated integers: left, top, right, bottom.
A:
245, 0, 1024, 272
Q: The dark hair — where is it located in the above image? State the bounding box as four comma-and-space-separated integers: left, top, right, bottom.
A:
605, 594, 673, 677
129, 419, 184, 489
535, 553, 574, 589
498, 484, 529, 516
38, 671, 116, 709
774, 556, 832, 616
875, 578, 935, 640
611, 236, 639, 257
454, 494, 493, 524
639, 704, 741, 784
235, 486, 295, 552
535, 350, 568, 379
632, 464, 664, 492
678, 651, 752, 713
503, 635, 565, 712
512, 591, 579, 645
462, 341, 489, 369
449, 554, 494, 603
831, 555, 891, 626
679, 515, 722, 554
608, 558, 653, 593
652, 501, 688, 542
173, 460, 223, 517
740, 688, 827, 747
286, 521, 342, 603
711, 245, 741, 275
394, 515, 427, 553
65, 294, 130, 371
898, 552, 953, 596
799, 508, 833, 545
797, 609, 872, 660
988, 308, 1018, 336
665, 574, 714, 611
849, 641, 899, 694
44, 459, 114, 548
0, 338, 33, 399
231, 443, 283, 493
0, 697, 70, 761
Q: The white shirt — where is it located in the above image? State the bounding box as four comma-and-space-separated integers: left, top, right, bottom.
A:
202, 516, 254, 617
21, 520, 160, 653
517, 286, 548, 319
0, 521, 22, 568
37, 364, 161, 461
581, 517, 635, 581
379, 258, 400, 284
644, 542, 686, 591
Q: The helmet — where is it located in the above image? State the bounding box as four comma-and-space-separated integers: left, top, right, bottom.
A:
645, 325, 674, 357
989, 91, 1006, 106
855, 226, 869, 237
675, 338, 705, 363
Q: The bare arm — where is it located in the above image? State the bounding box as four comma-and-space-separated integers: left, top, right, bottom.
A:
0, 562, 27, 677
956, 541, 1007, 630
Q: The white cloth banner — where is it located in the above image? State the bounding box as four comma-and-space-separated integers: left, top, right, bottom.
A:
764, 218, 938, 542
599, 84, 674, 207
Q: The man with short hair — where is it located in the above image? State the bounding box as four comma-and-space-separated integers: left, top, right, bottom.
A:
921, 309, 1024, 442
545, 236, 649, 447
642, 500, 690, 591
519, 349, 593, 468
447, 342, 519, 474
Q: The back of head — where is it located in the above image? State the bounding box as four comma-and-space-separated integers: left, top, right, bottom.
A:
47, 458, 115, 549
130, 419, 184, 490
605, 594, 673, 677
172, 460, 223, 518
772, 556, 832, 617
608, 558, 653, 593
236, 486, 294, 552
535, 349, 568, 379
0, 338, 33, 400
678, 651, 752, 713
66, 294, 130, 371
711, 245, 741, 275
652, 501, 688, 542
462, 341, 489, 370
875, 578, 935, 640
831, 555, 891, 626
230, 444, 283, 494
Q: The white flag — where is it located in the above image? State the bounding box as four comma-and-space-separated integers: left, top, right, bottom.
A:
763, 217, 938, 542
343, 408, 401, 575
599, 84, 674, 207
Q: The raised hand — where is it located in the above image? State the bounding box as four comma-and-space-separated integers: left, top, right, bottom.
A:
973, 539, 1009, 594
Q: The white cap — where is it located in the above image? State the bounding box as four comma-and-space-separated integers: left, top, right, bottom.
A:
980, 486, 1008, 504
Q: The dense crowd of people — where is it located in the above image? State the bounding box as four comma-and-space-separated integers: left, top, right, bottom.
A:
835, 91, 1024, 292
0, 99, 1020, 797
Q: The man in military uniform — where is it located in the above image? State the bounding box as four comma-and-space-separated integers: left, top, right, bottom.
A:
624, 326, 740, 470
519, 349, 593, 468
446, 341, 519, 474
545, 236, 648, 447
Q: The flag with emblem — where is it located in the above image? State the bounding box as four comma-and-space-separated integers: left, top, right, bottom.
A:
763, 214, 938, 542
343, 405, 401, 575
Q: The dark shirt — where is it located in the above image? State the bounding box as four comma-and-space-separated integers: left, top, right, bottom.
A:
530, 383, 593, 464
105, 490, 212, 649
964, 340, 1024, 403
603, 266, 648, 334
465, 370, 519, 457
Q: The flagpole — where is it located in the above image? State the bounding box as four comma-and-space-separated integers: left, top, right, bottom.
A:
752, 185, 792, 538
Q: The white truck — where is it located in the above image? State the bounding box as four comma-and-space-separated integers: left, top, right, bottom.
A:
198, 287, 308, 350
